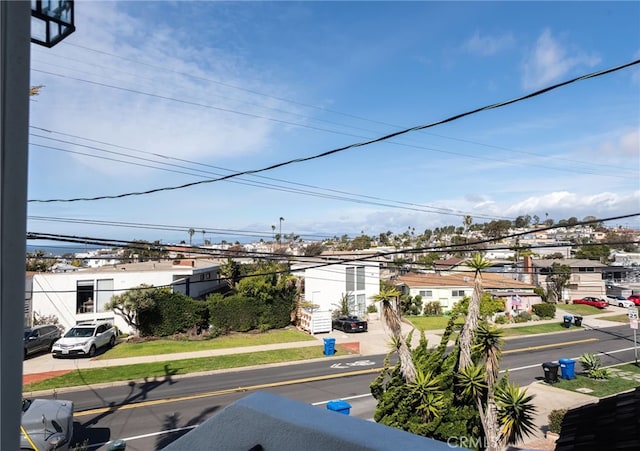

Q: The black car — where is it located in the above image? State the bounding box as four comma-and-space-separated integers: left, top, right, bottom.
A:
332, 315, 368, 333
24, 324, 62, 358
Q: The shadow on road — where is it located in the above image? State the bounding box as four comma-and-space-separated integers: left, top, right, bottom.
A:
82, 364, 180, 428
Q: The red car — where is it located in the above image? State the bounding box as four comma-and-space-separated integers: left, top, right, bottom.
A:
628, 294, 640, 306
572, 297, 608, 309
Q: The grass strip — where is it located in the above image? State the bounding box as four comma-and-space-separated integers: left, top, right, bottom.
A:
553, 363, 640, 398
99, 329, 316, 359
24, 346, 327, 392
557, 304, 608, 316
501, 322, 580, 336
407, 316, 464, 331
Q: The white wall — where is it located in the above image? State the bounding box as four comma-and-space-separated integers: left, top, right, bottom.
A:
303, 261, 380, 314
31, 266, 223, 334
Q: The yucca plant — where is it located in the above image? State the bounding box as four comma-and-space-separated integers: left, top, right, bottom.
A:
578, 353, 610, 379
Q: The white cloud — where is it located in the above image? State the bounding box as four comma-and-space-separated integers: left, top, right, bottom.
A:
464, 31, 515, 56
521, 29, 601, 90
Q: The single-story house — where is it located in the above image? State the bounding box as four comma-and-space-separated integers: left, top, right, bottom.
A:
29, 259, 224, 334
394, 271, 539, 313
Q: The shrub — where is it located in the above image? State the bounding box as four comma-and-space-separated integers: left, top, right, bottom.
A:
579, 353, 610, 379
423, 301, 442, 316
494, 314, 509, 324
531, 314, 540, 321
367, 304, 378, 313
532, 302, 556, 319
513, 311, 531, 323
548, 409, 567, 434
138, 292, 207, 337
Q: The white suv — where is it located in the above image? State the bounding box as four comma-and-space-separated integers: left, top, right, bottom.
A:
52, 321, 116, 358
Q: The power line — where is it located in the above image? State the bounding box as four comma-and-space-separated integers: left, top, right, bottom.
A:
28, 57, 640, 203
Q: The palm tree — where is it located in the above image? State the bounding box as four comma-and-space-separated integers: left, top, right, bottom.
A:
372, 285, 416, 383
188, 228, 195, 246
279, 217, 284, 244
458, 253, 492, 371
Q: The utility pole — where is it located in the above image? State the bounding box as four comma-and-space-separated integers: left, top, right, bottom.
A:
1, 2, 31, 449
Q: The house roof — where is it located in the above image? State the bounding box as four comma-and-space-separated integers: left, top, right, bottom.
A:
163, 391, 459, 451
531, 259, 607, 269
395, 271, 535, 290
555, 386, 640, 451
67, 258, 222, 274
433, 257, 464, 270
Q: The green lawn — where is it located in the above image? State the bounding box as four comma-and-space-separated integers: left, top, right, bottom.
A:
24, 346, 336, 392
558, 303, 610, 316
99, 328, 316, 359
598, 314, 631, 323
407, 316, 464, 331
501, 322, 581, 337
553, 362, 640, 398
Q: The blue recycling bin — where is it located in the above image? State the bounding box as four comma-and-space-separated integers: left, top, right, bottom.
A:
323, 337, 336, 355
559, 358, 576, 380
563, 315, 573, 328
326, 399, 351, 415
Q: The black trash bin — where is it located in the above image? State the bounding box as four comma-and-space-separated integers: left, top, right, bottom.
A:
563, 315, 573, 328
542, 361, 560, 383
573, 315, 583, 327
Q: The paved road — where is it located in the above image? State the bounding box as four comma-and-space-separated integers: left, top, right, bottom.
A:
44, 323, 639, 450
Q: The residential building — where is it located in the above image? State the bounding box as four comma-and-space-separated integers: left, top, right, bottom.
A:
29, 259, 224, 334
522, 257, 607, 301
292, 256, 380, 317
394, 271, 538, 312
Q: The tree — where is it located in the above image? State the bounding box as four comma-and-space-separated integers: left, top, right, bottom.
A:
188, 228, 195, 246
458, 253, 492, 372
105, 284, 158, 334
573, 244, 611, 262
279, 217, 284, 244
372, 284, 417, 383
303, 242, 325, 256
547, 263, 571, 303
26, 250, 54, 272
219, 258, 241, 289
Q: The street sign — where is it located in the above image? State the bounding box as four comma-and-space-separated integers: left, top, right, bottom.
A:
628, 307, 638, 320
632, 319, 638, 330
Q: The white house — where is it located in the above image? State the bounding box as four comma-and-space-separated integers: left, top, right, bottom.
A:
30, 259, 224, 334
394, 271, 538, 312
292, 257, 380, 317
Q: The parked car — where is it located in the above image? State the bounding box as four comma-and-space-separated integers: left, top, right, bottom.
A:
24, 325, 62, 358
51, 321, 116, 358
572, 297, 608, 309
332, 315, 368, 333
628, 294, 640, 306
606, 295, 635, 308
21, 397, 74, 450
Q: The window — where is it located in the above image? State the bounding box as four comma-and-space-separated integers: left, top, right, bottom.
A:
452, 290, 465, 297
346, 266, 365, 292
419, 290, 433, 298
76, 280, 94, 314
96, 279, 114, 313
578, 267, 595, 273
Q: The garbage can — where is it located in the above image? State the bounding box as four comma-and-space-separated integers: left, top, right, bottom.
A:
327, 399, 351, 415
573, 315, 583, 327
559, 358, 576, 380
563, 315, 573, 328
542, 361, 560, 383
323, 337, 336, 356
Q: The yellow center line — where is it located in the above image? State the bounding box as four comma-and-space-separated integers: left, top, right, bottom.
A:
74, 367, 381, 417
503, 337, 598, 354
75, 337, 599, 417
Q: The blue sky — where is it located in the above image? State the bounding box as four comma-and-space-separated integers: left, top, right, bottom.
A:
27, 1, 640, 247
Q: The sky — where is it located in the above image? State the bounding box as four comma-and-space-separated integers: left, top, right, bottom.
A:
26, 1, 640, 248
